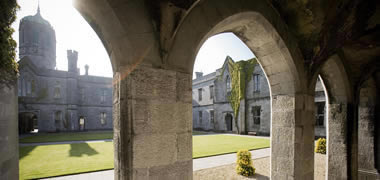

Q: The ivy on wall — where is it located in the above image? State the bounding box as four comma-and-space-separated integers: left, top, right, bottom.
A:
0, 0, 19, 87
222, 57, 258, 133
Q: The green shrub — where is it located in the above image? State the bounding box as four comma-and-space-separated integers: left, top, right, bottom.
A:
236, 149, 255, 176
0, 0, 19, 87
315, 138, 326, 154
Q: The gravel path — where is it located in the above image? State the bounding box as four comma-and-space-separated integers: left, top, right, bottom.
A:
194, 153, 326, 180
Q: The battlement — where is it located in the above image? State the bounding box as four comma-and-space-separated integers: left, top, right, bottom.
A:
67, 50, 78, 61
67, 49, 78, 72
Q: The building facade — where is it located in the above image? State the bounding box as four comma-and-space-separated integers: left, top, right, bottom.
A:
193, 56, 326, 137
18, 7, 113, 133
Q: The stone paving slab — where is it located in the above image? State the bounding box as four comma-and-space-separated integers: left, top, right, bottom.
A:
42, 148, 270, 179
193, 148, 270, 171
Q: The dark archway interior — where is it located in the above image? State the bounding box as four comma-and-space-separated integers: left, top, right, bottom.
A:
19, 112, 37, 134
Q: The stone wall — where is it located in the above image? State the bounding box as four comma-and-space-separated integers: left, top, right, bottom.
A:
18, 59, 113, 132
0, 84, 19, 180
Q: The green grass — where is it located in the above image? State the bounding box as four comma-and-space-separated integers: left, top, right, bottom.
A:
193, 135, 270, 158
192, 131, 210, 135
20, 142, 114, 180
20, 134, 270, 179
19, 131, 113, 143
20, 131, 208, 143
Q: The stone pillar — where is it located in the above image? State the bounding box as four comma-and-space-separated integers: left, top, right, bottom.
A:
0, 83, 19, 180
239, 99, 246, 134
113, 65, 193, 180
358, 86, 379, 179
327, 103, 349, 179
271, 94, 315, 179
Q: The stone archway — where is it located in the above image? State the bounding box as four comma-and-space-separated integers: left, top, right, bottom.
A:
19, 112, 38, 134
358, 77, 379, 178
167, 0, 313, 179
75, 0, 314, 179
318, 54, 355, 179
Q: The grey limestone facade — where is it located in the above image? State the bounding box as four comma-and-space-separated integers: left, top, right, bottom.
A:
193, 56, 326, 136
17, 8, 112, 133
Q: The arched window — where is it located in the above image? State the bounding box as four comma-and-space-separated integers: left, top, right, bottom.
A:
31, 79, 36, 96
33, 31, 39, 44
100, 112, 107, 125
18, 79, 22, 96
226, 75, 231, 92
22, 29, 25, 43
22, 78, 26, 96
26, 80, 32, 95
253, 74, 260, 92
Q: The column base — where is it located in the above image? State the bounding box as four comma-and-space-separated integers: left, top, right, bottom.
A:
358, 169, 380, 180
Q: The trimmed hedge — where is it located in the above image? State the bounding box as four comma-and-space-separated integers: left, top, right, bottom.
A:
236, 149, 255, 176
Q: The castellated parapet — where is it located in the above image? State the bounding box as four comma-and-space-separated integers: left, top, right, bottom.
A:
67, 50, 78, 73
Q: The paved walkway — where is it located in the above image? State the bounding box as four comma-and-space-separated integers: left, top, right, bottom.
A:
43, 148, 270, 180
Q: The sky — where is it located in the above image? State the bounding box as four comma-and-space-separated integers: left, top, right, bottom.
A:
12, 0, 112, 77
12, 0, 254, 78
194, 32, 255, 76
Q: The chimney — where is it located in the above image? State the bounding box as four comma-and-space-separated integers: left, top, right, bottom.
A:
85, 64, 89, 75
195, 72, 203, 79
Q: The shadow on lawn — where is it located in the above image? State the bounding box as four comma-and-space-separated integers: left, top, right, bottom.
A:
69, 143, 98, 157
19, 146, 37, 160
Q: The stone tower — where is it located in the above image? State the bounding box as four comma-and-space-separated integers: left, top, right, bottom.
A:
67, 50, 78, 73
19, 4, 56, 69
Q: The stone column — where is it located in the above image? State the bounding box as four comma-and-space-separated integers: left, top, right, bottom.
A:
271, 94, 315, 179
239, 99, 246, 134
327, 103, 349, 179
113, 65, 193, 180
0, 83, 19, 180
358, 86, 379, 179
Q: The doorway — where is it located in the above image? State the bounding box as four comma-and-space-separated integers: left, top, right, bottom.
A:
225, 113, 233, 131
79, 116, 85, 131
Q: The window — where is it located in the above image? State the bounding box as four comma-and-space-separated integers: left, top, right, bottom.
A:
22, 29, 25, 43
252, 106, 261, 125
22, 79, 26, 96
315, 102, 325, 126
226, 75, 231, 92
33, 31, 39, 44
198, 88, 202, 101
199, 111, 202, 125
209, 85, 214, 99
26, 81, 32, 95
100, 112, 107, 125
101, 89, 106, 103
79, 116, 85, 131
54, 81, 61, 98
79, 117, 85, 126
31, 80, 36, 96
18, 79, 22, 96
210, 110, 214, 124
80, 88, 85, 102
253, 74, 260, 92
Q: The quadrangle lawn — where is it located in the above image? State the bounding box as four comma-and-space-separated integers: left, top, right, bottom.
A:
20, 131, 208, 143
20, 134, 270, 179
19, 131, 113, 143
